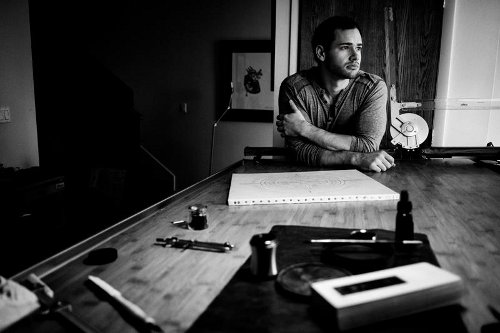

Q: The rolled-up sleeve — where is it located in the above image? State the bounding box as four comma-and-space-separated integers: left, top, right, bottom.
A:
279, 80, 326, 166
349, 80, 387, 152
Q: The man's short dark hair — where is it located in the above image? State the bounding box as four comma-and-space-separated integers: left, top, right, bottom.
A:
312, 16, 361, 62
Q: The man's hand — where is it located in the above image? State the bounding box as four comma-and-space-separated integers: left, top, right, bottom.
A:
352, 150, 395, 172
276, 100, 308, 137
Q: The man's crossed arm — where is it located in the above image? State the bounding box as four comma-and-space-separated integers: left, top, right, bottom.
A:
276, 100, 395, 172
277, 100, 352, 150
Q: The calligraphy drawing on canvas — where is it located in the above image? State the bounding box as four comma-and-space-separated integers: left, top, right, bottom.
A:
227, 170, 399, 206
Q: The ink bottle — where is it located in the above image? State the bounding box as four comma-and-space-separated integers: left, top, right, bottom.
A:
188, 204, 208, 230
395, 190, 414, 242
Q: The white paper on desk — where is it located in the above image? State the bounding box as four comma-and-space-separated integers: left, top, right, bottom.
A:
227, 169, 399, 206
0, 276, 40, 331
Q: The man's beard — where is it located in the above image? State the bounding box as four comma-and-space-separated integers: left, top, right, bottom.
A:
327, 63, 360, 80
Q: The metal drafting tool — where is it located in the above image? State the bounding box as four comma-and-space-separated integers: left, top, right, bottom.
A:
155, 236, 234, 252
389, 84, 500, 150
23, 274, 101, 333
87, 276, 163, 332
307, 239, 423, 245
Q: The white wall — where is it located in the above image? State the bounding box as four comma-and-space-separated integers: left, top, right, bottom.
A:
273, 0, 299, 148
433, 0, 500, 147
0, 0, 38, 168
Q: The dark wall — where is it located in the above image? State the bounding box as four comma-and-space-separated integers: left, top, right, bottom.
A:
30, 0, 271, 190
68, 0, 272, 190
29, 0, 141, 190
7, 0, 272, 276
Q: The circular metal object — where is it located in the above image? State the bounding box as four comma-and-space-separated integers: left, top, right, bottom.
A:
390, 113, 429, 149
250, 233, 279, 279
276, 262, 350, 298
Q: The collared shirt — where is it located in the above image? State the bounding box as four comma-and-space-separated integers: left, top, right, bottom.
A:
279, 67, 388, 166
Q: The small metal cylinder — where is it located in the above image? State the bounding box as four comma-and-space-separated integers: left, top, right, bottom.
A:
250, 233, 278, 279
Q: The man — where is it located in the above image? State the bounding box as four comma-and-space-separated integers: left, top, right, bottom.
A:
276, 16, 394, 172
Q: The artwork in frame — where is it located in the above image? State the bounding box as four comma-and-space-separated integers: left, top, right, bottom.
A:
219, 40, 274, 122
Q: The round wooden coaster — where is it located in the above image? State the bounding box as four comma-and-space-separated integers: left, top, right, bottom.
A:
276, 262, 350, 298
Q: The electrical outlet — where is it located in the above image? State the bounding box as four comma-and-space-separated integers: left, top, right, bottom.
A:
180, 103, 188, 114
0, 106, 11, 123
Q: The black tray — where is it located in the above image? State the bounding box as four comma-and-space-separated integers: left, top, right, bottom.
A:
187, 225, 467, 333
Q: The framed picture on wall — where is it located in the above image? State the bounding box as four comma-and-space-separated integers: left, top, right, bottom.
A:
218, 40, 273, 122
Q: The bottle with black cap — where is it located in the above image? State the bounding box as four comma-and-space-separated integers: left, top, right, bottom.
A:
395, 190, 414, 243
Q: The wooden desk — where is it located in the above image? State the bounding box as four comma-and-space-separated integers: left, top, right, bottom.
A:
11, 158, 500, 333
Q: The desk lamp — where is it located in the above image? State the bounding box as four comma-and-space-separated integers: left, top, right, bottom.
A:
209, 82, 233, 175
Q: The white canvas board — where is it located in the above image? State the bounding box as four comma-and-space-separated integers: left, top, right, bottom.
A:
227, 169, 399, 206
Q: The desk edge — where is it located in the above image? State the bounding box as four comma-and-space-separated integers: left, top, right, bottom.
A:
11, 160, 243, 281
